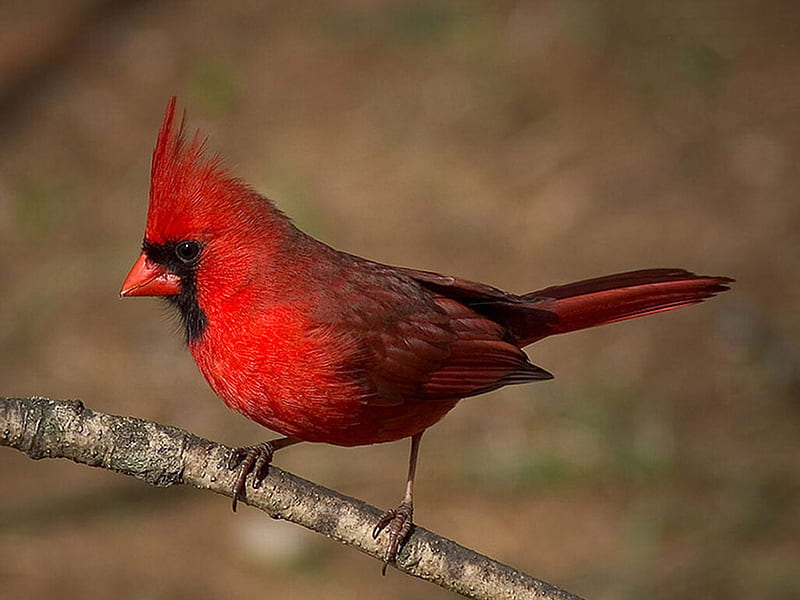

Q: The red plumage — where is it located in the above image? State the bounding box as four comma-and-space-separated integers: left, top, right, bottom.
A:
121, 98, 733, 568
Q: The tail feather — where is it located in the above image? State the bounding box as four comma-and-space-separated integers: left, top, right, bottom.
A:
516, 269, 733, 345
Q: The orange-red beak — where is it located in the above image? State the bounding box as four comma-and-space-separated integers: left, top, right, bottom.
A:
120, 253, 181, 297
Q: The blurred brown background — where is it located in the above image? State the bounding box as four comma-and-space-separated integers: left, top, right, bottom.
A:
0, 1, 797, 599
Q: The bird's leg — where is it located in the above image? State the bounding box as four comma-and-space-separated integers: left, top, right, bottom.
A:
372, 431, 423, 574
229, 436, 301, 512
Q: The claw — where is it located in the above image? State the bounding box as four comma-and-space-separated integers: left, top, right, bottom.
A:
229, 442, 275, 512
372, 509, 396, 538
372, 501, 413, 574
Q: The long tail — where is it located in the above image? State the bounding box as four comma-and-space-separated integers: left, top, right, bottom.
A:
516, 269, 733, 346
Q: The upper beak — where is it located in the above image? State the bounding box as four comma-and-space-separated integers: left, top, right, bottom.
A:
120, 253, 181, 297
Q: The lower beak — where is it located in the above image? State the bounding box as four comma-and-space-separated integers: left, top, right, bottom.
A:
120, 253, 181, 297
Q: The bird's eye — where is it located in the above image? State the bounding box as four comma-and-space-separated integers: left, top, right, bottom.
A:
175, 240, 201, 263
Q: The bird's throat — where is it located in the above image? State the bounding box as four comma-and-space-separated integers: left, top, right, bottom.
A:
165, 279, 208, 343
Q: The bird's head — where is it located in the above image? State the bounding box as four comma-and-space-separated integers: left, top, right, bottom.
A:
120, 98, 297, 342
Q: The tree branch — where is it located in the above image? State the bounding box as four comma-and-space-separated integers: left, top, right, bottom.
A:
1, 396, 586, 600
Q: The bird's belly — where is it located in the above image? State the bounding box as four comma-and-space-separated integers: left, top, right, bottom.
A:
236, 391, 459, 446
197, 353, 459, 445
190, 318, 459, 446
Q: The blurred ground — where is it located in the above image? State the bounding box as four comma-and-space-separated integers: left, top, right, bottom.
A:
0, 1, 798, 599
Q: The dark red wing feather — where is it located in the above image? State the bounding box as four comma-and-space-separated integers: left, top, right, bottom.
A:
335, 263, 552, 406
417, 297, 552, 399
361, 295, 552, 404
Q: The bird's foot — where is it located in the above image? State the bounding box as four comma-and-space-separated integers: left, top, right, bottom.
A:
229, 442, 276, 512
372, 501, 414, 574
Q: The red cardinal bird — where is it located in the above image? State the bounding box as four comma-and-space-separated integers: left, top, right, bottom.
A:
121, 98, 732, 571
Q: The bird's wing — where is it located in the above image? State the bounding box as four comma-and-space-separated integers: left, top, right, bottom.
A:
391, 265, 559, 345
412, 295, 553, 400
330, 263, 552, 406
391, 266, 517, 302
